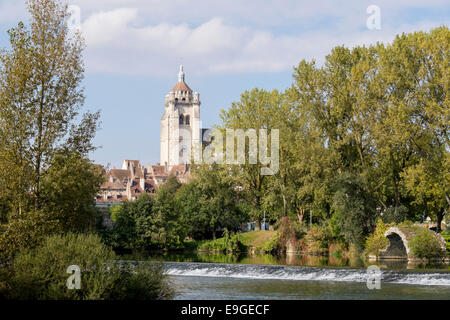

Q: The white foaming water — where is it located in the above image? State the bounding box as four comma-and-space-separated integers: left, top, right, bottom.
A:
164, 262, 450, 287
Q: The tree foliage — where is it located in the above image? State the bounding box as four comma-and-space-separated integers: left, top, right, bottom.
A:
0, 233, 174, 300
177, 164, 247, 240
0, 0, 101, 257
0, 0, 100, 218
217, 27, 449, 248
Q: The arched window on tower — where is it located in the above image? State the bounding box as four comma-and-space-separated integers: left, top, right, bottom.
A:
179, 146, 186, 159
179, 115, 184, 125
185, 115, 190, 125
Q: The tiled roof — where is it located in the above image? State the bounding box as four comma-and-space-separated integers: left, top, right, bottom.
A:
149, 165, 168, 176
172, 81, 192, 92
96, 161, 192, 203
169, 164, 189, 176
108, 169, 131, 181
129, 178, 157, 196
134, 167, 145, 178
101, 181, 126, 190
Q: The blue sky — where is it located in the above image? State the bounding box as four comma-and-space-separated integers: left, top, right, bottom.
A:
0, 0, 448, 168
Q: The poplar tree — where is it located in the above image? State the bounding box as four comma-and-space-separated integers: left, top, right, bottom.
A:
0, 0, 100, 216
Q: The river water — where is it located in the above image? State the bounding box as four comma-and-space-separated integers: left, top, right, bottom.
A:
127, 253, 450, 299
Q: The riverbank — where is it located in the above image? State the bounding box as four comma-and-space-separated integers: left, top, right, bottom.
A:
117, 228, 450, 269
196, 226, 450, 263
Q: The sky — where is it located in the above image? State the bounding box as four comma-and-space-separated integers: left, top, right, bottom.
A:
0, 0, 448, 168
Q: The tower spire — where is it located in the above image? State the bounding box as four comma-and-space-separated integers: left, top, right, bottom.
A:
178, 65, 185, 82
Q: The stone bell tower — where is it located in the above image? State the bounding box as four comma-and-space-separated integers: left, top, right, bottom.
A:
160, 65, 201, 169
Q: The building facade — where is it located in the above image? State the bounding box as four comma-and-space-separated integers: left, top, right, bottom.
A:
160, 65, 201, 169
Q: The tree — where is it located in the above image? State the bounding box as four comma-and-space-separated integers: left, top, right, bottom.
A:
176, 164, 247, 240
107, 191, 185, 251
390, 27, 450, 232
330, 172, 377, 249
0, 0, 102, 260
219, 88, 281, 227
160, 174, 182, 194
152, 180, 185, 249
0, 0, 100, 216
39, 152, 104, 232
214, 27, 448, 248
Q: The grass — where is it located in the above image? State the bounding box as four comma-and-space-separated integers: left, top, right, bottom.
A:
239, 230, 276, 250
196, 230, 277, 254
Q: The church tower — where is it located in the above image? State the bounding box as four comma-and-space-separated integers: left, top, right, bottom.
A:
160, 65, 201, 169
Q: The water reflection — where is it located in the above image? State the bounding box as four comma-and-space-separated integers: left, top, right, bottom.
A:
119, 251, 450, 271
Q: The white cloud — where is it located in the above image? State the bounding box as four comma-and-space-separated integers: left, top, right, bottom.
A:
69, 0, 449, 26
0, 0, 448, 76
80, 5, 447, 76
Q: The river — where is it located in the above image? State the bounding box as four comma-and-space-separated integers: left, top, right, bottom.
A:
125, 253, 450, 299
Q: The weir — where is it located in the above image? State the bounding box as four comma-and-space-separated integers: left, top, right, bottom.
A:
162, 262, 450, 287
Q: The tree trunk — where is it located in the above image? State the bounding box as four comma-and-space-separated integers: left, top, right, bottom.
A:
436, 210, 443, 233
35, 80, 45, 210
255, 220, 261, 231
297, 208, 305, 224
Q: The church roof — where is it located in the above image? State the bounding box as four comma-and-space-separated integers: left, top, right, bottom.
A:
172, 81, 192, 92
172, 65, 192, 92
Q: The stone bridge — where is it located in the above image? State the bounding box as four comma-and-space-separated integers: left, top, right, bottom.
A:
378, 226, 446, 260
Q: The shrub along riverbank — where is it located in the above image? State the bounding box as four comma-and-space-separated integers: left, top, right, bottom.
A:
198, 220, 449, 263
0, 233, 174, 300
198, 230, 276, 254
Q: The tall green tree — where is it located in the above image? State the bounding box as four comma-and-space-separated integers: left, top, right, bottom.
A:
177, 164, 247, 240
220, 88, 281, 228
0, 0, 100, 217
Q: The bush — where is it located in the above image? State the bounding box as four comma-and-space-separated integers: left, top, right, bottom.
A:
198, 230, 245, 253
328, 242, 349, 258
261, 233, 282, 253
441, 230, 450, 253
0, 233, 174, 300
0, 210, 62, 263
270, 216, 302, 253
302, 225, 331, 255
364, 219, 391, 256
108, 263, 174, 300
409, 228, 446, 259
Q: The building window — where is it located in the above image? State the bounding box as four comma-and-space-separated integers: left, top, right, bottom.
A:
179, 146, 186, 158
185, 115, 190, 125
179, 115, 184, 125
